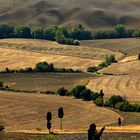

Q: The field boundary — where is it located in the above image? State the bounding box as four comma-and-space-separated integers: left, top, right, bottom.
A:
6, 125, 140, 134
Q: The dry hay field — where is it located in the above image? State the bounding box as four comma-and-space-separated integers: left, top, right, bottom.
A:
86, 55, 140, 103
81, 38, 140, 103
0, 73, 94, 91
0, 38, 123, 71
0, 90, 120, 131
0, 39, 123, 60
87, 73, 140, 103
0, 47, 100, 72
99, 59, 140, 75
81, 38, 140, 56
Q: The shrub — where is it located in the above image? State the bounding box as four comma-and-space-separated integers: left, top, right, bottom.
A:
115, 102, 125, 110
71, 85, 86, 99
87, 66, 98, 72
114, 24, 126, 38
138, 54, 140, 60
108, 95, 124, 107
132, 30, 140, 37
121, 102, 135, 112
104, 55, 117, 64
92, 93, 100, 101
132, 104, 140, 112
35, 62, 54, 72
15, 25, 31, 38
104, 100, 110, 107
94, 97, 104, 106
0, 81, 4, 88
0, 124, 4, 132
57, 87, 68, 96
81, 89, 92, 101
70, 24, 92, 40
73, 40, 80, 46
32, 28, 44, 39
0, 24, 14, 38
65, 38, 74, 45
98, 62, 108, 69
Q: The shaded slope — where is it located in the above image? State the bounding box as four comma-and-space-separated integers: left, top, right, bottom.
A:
1, 0, 140, 29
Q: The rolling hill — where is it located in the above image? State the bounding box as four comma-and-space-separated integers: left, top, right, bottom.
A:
87, 54, 140, 103
1, 0, 140, 30
0, 90, 120, 130
0, 39, 123, 71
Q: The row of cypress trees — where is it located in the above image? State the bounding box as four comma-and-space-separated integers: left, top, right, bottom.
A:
46, 107, 64, 133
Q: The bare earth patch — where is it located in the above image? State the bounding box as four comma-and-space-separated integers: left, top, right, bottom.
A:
0, 73, 94, 91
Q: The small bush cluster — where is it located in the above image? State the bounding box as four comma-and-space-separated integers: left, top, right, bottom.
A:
103, 95, 140, 112
0, 124, 4, 132
98, 55, 117, 69
87, 66, 98, 72
57, 85, 105, 102
1, 62, 81, 74
0, 81, 4, 89
138, 54, 140, 60
57, 87, 69, 96
87, 55, 117, 73
71, 85, 93, 101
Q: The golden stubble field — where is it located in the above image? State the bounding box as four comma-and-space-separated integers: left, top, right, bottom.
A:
0, 38, 139, 102
0, 38, 140, 135
0, 38, 123, 71
87, 73, 140, 103
0, 38, 123, 59
0, 90, 120, 131
81, 38, 140, 56
0, 47, 101, 71
86, 54, 140, 103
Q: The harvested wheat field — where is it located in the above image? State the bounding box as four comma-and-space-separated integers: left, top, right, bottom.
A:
0, 90, 120, 130
99, 59, 140, 75
87, 73, 140, 103
0, 39, 123, 60
0, 47, 100, 71
81, 38, 140, 56
0, 73, 94, 91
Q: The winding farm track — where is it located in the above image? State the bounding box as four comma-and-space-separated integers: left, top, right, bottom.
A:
0, 91, 120, 131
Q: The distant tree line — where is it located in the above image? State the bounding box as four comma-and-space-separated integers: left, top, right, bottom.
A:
0, 61, 81, 73
1, 24, 140, 46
